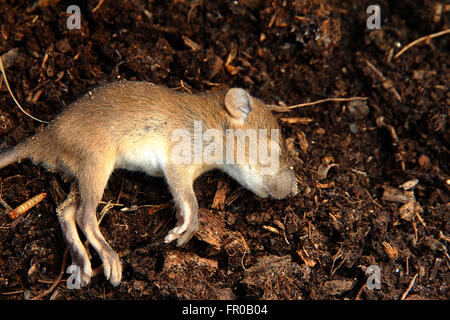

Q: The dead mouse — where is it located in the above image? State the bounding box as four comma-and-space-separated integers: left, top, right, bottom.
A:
0, 80, 298, 287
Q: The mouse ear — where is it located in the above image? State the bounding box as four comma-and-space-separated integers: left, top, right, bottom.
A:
225, 88, 254, 124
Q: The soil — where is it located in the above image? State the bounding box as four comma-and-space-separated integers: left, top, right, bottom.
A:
0, 0, 448, 300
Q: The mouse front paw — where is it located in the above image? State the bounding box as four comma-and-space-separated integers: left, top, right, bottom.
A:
164, 217, 198, 246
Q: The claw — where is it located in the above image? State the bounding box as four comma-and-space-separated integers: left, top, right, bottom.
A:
164, 230, 181, 243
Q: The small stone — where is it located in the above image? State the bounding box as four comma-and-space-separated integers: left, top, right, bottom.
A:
347, 100, 369, 119
418, 154, 430, 168
56, 39, 71, 54
349, 123, 358, 134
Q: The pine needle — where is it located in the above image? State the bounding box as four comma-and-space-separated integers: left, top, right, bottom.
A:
394, 28, 450, 59
270, 96, 368, 112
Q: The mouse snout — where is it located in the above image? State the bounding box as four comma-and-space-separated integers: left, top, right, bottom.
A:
267, 168, 298, 199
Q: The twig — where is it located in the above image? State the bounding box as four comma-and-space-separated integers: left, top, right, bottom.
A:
98, 200, 114, 225
30, 248, 69, 300
365, 60, 402, 103
0, 56, 49, 124
376, 116, 406, 171
99, 200, 124, 206
0, 196, 13, 211
401, 273, 418, 300
414, 210, 426, 227
439, 231, 450, 243
115, 176, 125, 204
270, 96, 368, 112
364, 189, 382, 208
394, 29, 450, 59
355, 283, 367, 300
279, 117, 314, 125
92, 0, 106, 13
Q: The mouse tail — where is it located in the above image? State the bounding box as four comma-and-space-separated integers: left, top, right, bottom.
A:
0, 139, 35, 170
0, 147, 22, 169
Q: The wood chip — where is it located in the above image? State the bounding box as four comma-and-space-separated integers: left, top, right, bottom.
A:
399, 200, 423, 222
279, 117, 314, 125
273, 219, 285, 231
146, 202, 172, 215
164, 250, 218, 272
211, 178, 228, 210
224, 44, 241, 75
195, 208, 226, 250
418, 154, 430, 168
382, 241, 399, 260
316, 181, 335, 189
0, 48, 19, 69
296, 131, 309, 154
195, 208, 249, 255
209, 55, 224, 79
399, 178, 419, 190
317, 163, 338, 180
323, 279, 356, 296
297, 249, 316, 267
382, 186, 415, 203
263, 225, 280, 234
182, 35, 201, 51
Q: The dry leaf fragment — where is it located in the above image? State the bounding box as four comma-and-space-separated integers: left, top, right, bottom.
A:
382, 186, 415, 203
399, 200, 423, 222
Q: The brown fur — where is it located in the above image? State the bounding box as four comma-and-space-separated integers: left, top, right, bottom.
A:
0, 80, 297, 287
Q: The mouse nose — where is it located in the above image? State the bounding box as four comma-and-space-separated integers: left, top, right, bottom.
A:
290, 182, 298, 197
270, 173, 298, 199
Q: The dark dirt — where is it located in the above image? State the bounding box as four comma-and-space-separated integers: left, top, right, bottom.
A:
0, 0, 448, 300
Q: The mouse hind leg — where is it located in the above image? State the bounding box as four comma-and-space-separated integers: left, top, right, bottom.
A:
75, 157, 122, 287
56, 183, 92, 287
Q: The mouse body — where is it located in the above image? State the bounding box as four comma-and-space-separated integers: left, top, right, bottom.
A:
0, 80, 298, 287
